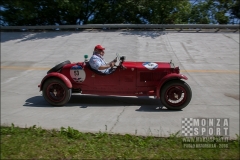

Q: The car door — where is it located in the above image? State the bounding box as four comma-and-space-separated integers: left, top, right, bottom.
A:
118, 63, 137, 95
90, 68, 120, 94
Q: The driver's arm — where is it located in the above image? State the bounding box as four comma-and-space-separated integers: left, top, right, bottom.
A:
98, 62, 115, 70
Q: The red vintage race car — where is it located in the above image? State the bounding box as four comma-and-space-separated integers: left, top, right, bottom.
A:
38, 55, 192, 110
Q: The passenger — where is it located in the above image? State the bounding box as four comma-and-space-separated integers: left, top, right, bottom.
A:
89, 45, 116, 74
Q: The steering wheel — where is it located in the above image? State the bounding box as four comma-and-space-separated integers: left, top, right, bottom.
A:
116, 53, 120, 61
111, 53, 126, 69
111, 53, 120, 69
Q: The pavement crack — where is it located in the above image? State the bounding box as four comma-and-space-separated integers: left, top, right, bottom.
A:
180, 42, 195, 63
109, 106, 127, 132
222, 34, 239, 44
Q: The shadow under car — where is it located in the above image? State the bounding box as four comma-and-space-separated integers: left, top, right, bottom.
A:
23, 95, 182, 112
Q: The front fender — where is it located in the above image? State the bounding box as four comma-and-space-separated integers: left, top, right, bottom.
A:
156, 73, 188, 98
38, 72, 72, 91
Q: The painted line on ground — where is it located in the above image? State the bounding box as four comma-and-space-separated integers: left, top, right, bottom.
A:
0, 66, 239, 74
181, 70, 239, 74
0, 66, 51, 70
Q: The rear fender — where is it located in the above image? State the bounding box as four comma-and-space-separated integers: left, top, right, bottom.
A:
38, 72, 72, 91
156, 73, 188, 98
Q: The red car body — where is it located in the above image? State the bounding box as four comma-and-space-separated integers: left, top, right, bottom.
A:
38, 57, 192, 110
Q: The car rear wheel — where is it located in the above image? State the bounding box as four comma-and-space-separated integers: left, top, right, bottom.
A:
43, 78, 72, 106
47, 60, 71, 74
160, 80, 192, 110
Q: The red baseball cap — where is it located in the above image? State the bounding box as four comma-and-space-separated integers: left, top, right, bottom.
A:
94, 45, 105, 50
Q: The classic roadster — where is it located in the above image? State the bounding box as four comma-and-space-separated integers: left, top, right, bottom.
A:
38, 55, 192, 110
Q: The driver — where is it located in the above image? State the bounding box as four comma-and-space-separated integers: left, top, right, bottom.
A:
89, 45, 117, 74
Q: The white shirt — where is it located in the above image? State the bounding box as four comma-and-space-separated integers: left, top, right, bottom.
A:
89, 53, 111, 74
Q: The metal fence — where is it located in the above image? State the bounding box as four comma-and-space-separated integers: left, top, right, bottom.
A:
1, 24, 239, 32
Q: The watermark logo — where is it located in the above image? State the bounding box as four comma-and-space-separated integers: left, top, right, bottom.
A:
181, 118, 229, 149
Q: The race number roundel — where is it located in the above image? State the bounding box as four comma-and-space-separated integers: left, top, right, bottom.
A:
142, 62, 158, 70
70, 65, 86, 83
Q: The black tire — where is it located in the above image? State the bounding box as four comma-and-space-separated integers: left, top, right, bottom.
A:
47, 60, 71, 74
43, 78, 72, 106
160, 80, 192, 110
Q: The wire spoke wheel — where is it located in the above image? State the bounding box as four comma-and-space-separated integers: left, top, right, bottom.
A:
165, 85, 187, 106
160, 80, 192, 110
43, 78, 72, 106
47, 83, 66, 103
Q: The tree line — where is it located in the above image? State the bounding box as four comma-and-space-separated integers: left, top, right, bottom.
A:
0, 0, 239, 26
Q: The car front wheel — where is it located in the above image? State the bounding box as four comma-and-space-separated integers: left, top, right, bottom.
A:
43, 78, 72, 106
160, 80, 192, 110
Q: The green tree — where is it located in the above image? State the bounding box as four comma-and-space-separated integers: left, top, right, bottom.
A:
144, 0, 191, 24
92, 0, 148, 24
189, 0, 213, 24
0, 0, 238, 25
189, 0, 239, 24
229, 0, 240, 23
0, 0, 60, 25
56, 0, 106, 24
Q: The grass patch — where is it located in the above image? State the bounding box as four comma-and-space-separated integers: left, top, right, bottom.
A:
1, 124, 239, 159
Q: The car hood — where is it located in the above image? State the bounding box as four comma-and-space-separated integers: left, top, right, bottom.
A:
123, 61, 171, 70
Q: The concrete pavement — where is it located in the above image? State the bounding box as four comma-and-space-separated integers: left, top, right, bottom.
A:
1, 30, 239, 138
